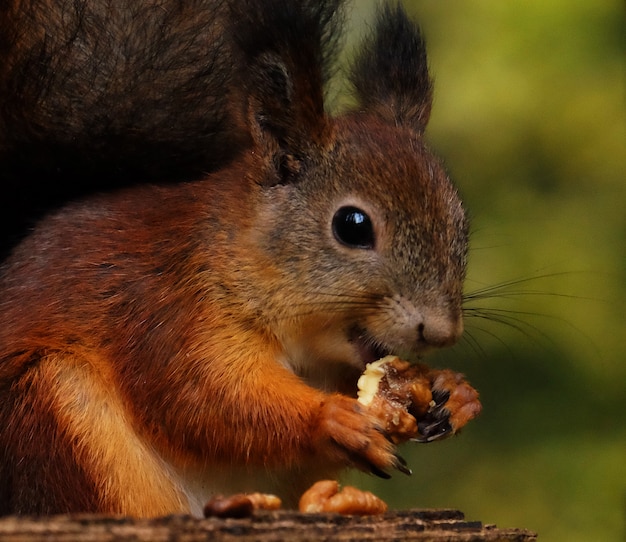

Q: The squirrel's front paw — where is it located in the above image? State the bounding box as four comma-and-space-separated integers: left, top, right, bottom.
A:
412, 369, 482, 442
314, 395, 407, 478
356, 356, 481, 444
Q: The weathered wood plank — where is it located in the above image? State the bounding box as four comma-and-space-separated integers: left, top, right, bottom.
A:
0, 510, 537, 541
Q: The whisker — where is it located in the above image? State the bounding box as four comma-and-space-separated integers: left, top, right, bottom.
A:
464, 289, 585, 303
466, 301, 592, 339
458, 329, 487, 358
463, 270, 600, 304
464, 272, 564, 296
259, 296, 384, 322
465, 306, 559, 319
463, 307, 560, 350
462, 324, 516, 357
458, 268, 606, 356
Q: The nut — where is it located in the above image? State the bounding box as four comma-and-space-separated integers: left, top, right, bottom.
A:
357, 356, 433, 442
299, 480, 387, 515
203, 492, 282, 518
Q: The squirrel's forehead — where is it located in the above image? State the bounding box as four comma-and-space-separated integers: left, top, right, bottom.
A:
333, 120, 429, 173
335, 114, 422, 143
330, 144, 441, 198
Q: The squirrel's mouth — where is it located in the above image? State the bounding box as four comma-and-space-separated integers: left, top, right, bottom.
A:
350, 326, 392, 367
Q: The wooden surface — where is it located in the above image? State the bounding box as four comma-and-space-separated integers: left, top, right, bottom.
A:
0, 509, 537, 541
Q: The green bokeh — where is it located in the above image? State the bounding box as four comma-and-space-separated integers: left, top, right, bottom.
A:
342, 2, 625, 541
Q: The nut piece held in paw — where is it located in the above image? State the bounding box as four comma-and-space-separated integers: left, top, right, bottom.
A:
204, 492, 282, 518
299, 480, 387, 515
357, 356, 423, 443
357, 356, 481, 443
357, 356, 430, 412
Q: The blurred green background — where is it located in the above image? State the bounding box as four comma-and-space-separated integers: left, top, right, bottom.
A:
341, 1, 625, 541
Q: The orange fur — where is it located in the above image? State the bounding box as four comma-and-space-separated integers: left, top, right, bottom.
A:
37, 352, 187, 516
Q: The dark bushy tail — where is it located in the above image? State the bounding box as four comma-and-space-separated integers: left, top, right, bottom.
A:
0, 0, 247, 259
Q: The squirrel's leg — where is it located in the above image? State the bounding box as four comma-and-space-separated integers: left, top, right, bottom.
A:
0, 350, 188, 516
156, 338, 405, 480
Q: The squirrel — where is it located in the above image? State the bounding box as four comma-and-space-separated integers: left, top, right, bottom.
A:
0, 0, 480, 516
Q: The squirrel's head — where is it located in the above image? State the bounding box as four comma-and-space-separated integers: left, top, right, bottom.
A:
231, 1, 468, 388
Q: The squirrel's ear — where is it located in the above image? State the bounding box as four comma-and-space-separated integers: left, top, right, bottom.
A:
231, 0, 342, 178
350, 4, 433, 133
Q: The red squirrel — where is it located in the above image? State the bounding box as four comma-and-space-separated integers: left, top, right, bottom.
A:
0, 0, 481, 516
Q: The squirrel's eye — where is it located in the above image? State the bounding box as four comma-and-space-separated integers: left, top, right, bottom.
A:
332, 206, 375, 249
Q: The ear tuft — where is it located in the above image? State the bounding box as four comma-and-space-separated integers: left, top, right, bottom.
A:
350, 4, 433, 133
229, 0, 344, 158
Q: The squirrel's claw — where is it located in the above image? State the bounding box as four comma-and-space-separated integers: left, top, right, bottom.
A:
367, 452, 411, 478
394, 453, 412, 476
413, 418, 453, 443
369, 465, 392, 479
414, 388, 453, 442
412, 369, 481, 443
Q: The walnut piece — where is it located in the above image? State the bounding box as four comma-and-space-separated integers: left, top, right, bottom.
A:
357, 355, 481, 443
299, 480, 387, 515
204, 492, 281, 518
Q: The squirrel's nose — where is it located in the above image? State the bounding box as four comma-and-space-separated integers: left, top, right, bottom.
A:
417, 309, 463, 348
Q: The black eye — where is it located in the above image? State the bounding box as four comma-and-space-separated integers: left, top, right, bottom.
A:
332, 206, 375, 249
